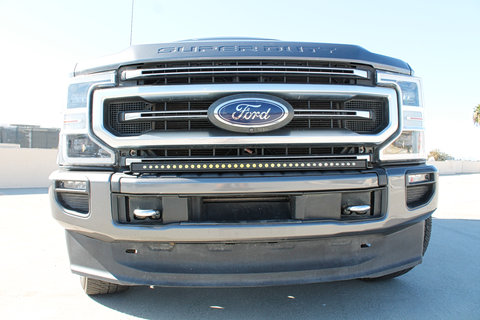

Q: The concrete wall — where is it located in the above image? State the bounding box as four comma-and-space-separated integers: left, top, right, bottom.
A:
427, 160, 480, 175
0, 148, 58, 188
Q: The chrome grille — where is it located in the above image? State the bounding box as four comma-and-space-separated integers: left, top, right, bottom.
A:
92, 83, 398, 150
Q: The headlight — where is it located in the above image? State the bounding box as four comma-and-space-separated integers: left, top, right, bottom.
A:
58, 71, 116, 166
397, 81, 420, 106
377, 72, 426, 161
66, 72, 116, 109
377, 72, 423, 108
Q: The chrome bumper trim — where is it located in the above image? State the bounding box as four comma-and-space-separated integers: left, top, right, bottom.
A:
118, 172, 379, 194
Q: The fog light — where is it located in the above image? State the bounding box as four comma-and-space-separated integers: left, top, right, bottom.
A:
58, 180, 87, 190
407, 173, 430, 184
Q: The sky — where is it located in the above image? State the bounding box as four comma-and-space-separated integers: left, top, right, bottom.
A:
1, 0, 479, 159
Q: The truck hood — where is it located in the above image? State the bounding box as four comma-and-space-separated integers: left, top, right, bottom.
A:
74, 38, 412, 76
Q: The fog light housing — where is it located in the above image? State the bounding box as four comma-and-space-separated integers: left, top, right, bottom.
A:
55, 180, 90, 215
405, 172, 435, 209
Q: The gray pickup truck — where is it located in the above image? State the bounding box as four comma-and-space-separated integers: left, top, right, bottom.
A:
50, 38, 438, 295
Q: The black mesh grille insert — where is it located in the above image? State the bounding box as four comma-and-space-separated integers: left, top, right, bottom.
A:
57, 193, 89, 214
345, 100, 383, 132
406, 185, 433, 208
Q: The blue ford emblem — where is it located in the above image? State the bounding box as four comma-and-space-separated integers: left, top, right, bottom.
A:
208, 94, 294, 133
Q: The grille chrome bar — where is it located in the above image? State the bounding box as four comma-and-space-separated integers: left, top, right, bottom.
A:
294, 110, 372, 119
123, 110, 208, 122
122, 67, 369, 81
121, 109, 372, 122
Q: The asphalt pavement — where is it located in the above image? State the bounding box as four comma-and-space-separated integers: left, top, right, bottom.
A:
0, 174, 479, 320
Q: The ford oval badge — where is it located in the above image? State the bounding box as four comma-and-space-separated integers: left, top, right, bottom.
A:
208, 94, 294, 133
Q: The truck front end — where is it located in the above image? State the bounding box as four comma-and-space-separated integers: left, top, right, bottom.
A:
50, 39, 437, 294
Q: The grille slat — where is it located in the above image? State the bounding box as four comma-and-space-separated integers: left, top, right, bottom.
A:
129, 146, 360, 159
122, 61, 372, 86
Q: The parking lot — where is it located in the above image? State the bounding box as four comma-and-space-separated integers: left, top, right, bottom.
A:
1, 174, 479, 320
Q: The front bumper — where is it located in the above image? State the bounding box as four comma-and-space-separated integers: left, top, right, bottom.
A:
66, 220, 425, 287
50, 165, 438, 286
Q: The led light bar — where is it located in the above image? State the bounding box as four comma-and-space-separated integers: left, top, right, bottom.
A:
131, 160, 366, 173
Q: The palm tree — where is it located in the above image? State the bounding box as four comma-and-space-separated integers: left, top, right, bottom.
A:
474, 104, 480, 126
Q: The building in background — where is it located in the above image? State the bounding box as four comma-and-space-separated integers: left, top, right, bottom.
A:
0, 125, 59, 149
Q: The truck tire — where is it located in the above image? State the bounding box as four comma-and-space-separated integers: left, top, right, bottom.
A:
361, 216, 432, 281
80, 276, 129, 295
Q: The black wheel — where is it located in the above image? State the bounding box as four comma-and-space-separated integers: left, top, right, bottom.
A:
362, 216, 432, 281
80, 276, 129, 295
